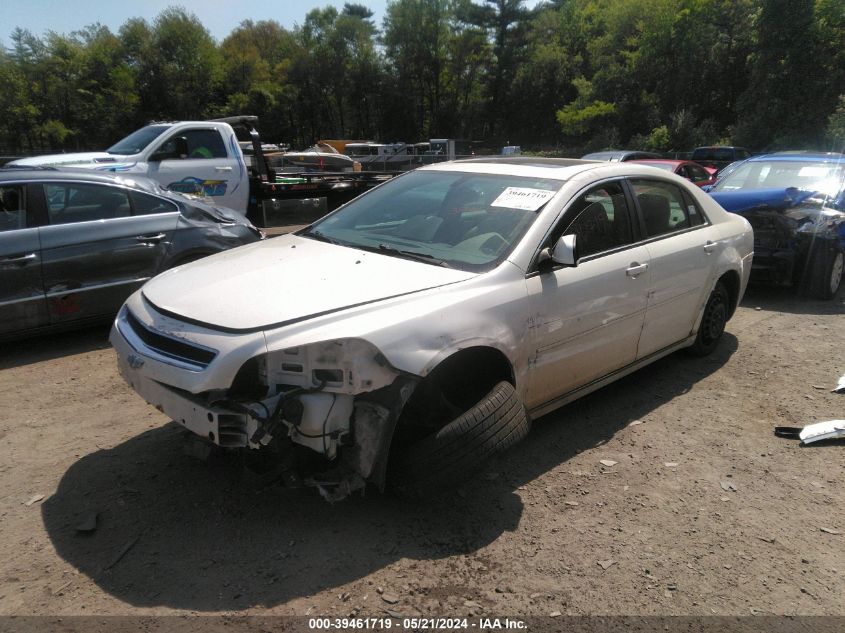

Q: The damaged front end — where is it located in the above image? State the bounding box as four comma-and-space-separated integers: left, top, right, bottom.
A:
711, 187, 845, 286
112, 308, 418, 500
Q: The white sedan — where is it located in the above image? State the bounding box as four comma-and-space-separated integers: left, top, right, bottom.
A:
110, 158, 753, 499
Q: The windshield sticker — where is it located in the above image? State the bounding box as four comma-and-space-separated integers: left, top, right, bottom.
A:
491, 187, 556, 211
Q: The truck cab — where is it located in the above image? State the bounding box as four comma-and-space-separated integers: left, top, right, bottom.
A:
9, 121, 250, 213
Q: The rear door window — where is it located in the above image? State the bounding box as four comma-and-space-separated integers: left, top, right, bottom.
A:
630, 179, 702, 238
130, 191, 179, 215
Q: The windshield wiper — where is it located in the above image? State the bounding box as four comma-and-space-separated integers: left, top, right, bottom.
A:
300, 229, 347, 246
376, 243, 451, 267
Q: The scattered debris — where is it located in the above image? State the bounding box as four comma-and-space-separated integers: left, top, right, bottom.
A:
463, 600, 481, 608
339, 592, 350, 602
720, 481, 738, 492
75, 513, 98, 534
381, 593, 399, 605
384, 609, 402, 619
51, 580, 73, 596
820, 527, 841, 535
628, 419, 644, 426
23, 494, 44, 506
720, 496, 731, 502
597, 559, 617, 570
812, 385, 826, 390
834, 373, 845, 394
664, 462, 679, 468
600, 460, 618, 467
549, 611, 562, 617
801, 420, 845, 444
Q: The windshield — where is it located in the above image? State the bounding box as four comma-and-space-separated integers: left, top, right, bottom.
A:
107, 125, 170, 155
299, 170, 563, 272
712, 159, 845, 197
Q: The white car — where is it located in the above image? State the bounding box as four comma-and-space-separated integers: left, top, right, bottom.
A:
110, 158, 753, 499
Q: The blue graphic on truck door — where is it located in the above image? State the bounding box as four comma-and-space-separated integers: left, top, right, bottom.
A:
167, 177, 228, 197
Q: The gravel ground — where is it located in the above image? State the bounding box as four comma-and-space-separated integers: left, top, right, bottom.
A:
0, 284, 843, 619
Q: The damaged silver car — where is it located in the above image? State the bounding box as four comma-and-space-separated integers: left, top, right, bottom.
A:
111, 158, 753, 499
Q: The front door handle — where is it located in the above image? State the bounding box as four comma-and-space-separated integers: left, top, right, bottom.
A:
215, 166, 233, 172
626, 262, 648, 278
0, 253, 37, 264
703, 240, 718, 254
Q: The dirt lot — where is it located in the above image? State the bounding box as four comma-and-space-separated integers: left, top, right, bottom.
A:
0, 284, 843, 619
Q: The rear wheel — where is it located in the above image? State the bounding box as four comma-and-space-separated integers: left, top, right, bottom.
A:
688, 281, 729, 357
391, 381, 530, 497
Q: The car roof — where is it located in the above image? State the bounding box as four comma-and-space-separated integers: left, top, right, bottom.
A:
580, 150, 660, 160
742, 152, 845, 164
629, 159, 685, 166
0, 167, 159, 189
421, 156, 687, 182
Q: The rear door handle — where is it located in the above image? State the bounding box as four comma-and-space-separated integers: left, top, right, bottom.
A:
703, 240, 718, 254
626, 262, 648, 278
0, 253, 36, 264
136, 233, 166, 243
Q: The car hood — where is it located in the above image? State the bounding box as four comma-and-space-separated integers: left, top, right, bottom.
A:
709, 187, 823, 214
9, 152, 136, 169
141, 234, 477, 332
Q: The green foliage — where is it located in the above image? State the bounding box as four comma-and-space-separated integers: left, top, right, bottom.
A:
826, 95, 845, 149
556, 99, 616, 136
0, 1, 843, 153
646, 125, 670, 151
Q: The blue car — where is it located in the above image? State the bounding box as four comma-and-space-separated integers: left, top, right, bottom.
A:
708, 152, 845, 298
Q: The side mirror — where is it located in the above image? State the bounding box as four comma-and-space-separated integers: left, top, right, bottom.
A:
538, 234, 577, 271
550, 233, 577, 266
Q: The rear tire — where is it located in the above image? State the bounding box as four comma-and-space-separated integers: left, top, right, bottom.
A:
688, 281, 729, 357
391, 381, 530, 497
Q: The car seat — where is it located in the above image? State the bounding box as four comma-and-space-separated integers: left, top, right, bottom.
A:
638, 193, 672, 237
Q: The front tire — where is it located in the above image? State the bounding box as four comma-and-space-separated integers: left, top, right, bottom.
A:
804, 245, 844, 300
391, 381, 530, 497
688, 281, 729, 357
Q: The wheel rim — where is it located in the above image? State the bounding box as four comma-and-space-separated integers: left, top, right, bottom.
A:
830, 252, 844, 295
701, 292, 727, 345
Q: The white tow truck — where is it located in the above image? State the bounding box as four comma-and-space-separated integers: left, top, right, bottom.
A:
10, 116, 392, 226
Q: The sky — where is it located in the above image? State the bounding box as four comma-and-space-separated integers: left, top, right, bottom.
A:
3, 1, 546, 46
1, 0, 393, 44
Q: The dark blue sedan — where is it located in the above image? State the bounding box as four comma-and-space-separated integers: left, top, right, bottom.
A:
708, 152, 845, 299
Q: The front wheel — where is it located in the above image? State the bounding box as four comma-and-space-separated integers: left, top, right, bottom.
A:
390, 381, 530, 497
804, 246, 844, 300
688, 281, 729, 357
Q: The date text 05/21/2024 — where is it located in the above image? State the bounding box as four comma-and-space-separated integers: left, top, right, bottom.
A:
308, 617, 528, 630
